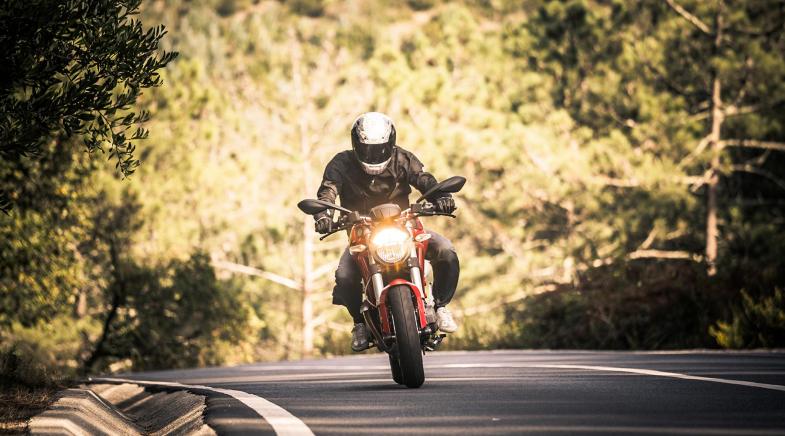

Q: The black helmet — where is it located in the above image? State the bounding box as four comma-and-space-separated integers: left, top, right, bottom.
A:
351, 112, 396, 175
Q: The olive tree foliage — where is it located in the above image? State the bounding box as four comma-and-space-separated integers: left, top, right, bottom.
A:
0, 0, 177, 212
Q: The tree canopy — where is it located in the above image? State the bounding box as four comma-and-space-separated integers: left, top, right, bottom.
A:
2, 0, 784, 386
0, 0, 177, 212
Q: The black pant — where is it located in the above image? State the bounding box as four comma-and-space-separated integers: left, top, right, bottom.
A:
332, 230, 459, 323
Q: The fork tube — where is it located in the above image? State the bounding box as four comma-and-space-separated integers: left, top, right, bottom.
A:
372, 272, 384, 303
368, 257, 385, 303
409, 246, 425, 299
410, 267, 424, 299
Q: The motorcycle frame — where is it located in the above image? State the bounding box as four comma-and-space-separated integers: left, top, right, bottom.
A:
350, 214, 431, 344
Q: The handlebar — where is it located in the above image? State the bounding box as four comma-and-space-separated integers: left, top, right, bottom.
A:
319, 224, 351, 240
420, 212, 457, 218
317, 201, 456, 240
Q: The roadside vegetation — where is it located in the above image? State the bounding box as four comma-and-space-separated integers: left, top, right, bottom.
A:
2, 0, 784, 394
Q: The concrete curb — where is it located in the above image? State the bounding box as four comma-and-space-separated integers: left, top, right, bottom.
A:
29, 383, 215, 436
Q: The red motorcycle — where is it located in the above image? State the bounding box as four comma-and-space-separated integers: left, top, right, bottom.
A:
298, 176, 465, 388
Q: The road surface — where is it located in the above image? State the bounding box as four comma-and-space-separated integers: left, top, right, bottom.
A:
112, 350, 785, 435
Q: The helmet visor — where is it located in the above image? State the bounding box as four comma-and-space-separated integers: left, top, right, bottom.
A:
355, 142, 393, 165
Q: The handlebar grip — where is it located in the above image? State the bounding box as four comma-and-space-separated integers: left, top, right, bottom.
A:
319, 225, 349, 240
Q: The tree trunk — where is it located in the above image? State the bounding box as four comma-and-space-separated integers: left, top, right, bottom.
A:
83, 239, 124, 373
706, 77, 722, 276
301, 155, 315, 358
705, 3, 724, 277
74, 290, 87, 318
292, 33, 316, 358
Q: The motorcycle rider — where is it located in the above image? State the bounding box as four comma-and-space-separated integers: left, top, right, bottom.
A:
315, 112, 460, 352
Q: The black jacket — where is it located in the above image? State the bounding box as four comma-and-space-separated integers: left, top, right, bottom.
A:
316, 146, 443, 216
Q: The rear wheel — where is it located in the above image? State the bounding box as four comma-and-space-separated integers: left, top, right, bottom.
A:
388, 285, 424, 388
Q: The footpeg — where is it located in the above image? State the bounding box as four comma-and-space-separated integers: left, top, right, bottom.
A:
424, 334, 446, 351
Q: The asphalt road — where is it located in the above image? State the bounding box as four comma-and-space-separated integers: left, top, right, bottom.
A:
117, 350, 785, 435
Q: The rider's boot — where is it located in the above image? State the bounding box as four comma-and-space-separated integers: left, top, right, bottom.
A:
351, 323, 370, 351
436, 306, 458, 333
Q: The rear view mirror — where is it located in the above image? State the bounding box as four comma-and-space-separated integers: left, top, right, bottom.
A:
297, 199, 352, 215
417, 176, 467, 202
298, 199, 330, 215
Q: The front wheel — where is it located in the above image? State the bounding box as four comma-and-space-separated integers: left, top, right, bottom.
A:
388, 285, 424, 388
389, 352, 404, 385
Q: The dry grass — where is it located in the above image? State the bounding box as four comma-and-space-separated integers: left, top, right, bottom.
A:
0, 386, 59, 435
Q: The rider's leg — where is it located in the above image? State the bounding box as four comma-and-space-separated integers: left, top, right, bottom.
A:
425, 231, 460, 332
332, 248, 364, 323
425, 231, 460, 308
332, 248, 369, 350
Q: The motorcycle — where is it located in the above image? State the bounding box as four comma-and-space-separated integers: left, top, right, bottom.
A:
297, 176, 466, 388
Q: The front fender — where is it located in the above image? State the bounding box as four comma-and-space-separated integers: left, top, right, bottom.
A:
378, 278, 427, 335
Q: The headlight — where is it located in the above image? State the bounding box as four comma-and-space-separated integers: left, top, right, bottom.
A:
371, 227, 411, 264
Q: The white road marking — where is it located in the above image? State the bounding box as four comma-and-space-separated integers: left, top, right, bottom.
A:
88, 358, 783, 434
164, 371, 390, 384
91, 377, 314, 436
233, 364, 390, 371
437, 363, 785, 392
480, 425, 783, 435
274, 376, 524, 384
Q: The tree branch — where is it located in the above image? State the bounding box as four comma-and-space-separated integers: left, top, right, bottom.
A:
729, 57, 754, 108
731, 164, 785, 192
457, 284, 558, 317
83, 239, 125, 372
723, 104, 760, 117
588, 175, 640, 188
726, 15, 785, 38
721, 140, 785, 153
312, 260, 337, 281
212, 260, 300, 290
314, 239, 346, 252
638, 228, 658, 251
588, 175, 705, 188
627, 249, 703, 262
640, 60, 702, 100
678, 135, 712, 169
689, 169, 713, 192
307, 306, 342, 329
664, 0, 713, 35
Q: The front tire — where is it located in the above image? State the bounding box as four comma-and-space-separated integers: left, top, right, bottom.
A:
389, 352, 404, 385
388, 285, 424, 388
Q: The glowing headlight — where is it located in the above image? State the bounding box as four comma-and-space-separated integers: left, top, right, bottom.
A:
371, 227, 411, 264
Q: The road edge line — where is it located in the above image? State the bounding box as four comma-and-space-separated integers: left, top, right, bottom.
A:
542, 364, 785, 393
438, 363, 785, 392
90, 377, 314, 436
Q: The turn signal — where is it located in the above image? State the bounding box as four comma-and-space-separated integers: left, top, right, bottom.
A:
349, 244, 367, 254
414, 233, 432, 242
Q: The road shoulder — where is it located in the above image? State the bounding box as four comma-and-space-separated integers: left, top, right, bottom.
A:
28, 382, 214, 435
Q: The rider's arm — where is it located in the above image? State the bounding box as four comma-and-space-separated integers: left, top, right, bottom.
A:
315, 153, 344, 221
317, 154, 343, 204
405, 151, 449, 200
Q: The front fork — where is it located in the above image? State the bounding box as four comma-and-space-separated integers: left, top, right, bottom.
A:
368, 246, 425, 304
363, 247, 441, 352
368, 247, 431, 329
368, 247, 425, 305
408, 245, 426, 301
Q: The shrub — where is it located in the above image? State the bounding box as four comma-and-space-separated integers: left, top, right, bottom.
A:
408, 0, 438, 11
0, 317, 98, 387
710, 289, 785, 348
286, 0, 324, 17
503, 260, 719, 349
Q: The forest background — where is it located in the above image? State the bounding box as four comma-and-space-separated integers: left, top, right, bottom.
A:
2, 0, 785, 387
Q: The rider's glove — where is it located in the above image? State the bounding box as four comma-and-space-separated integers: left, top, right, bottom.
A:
314, 213, 333, 234
434, 196, 456, 214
